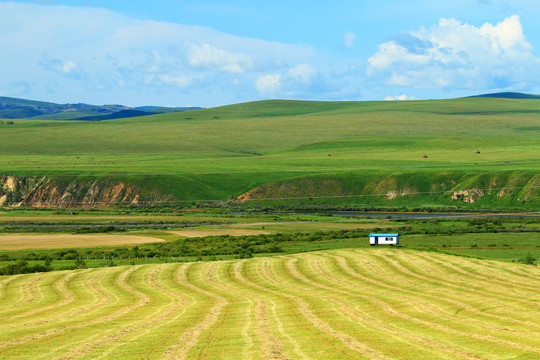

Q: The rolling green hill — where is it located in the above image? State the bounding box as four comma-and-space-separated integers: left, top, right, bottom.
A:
0, 97, 539, 209
72, 109, 152, 121
134, 106, 203, 113
468, 92, 540, 99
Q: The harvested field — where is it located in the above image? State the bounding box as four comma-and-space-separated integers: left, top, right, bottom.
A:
0, 248, 539, 359
169, 229, 271, 238
0, 233, 165, 250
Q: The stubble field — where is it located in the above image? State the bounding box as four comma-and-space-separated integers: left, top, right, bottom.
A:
0, 233, 165, 250
1, 248, 539, 359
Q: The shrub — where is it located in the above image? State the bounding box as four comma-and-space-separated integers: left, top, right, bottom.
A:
0, 261, 53, 275
519, 253, 537, 266
236, 249, 253, 259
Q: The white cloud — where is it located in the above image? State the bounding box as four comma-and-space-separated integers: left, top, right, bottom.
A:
384, 94, 415, 101
0, 2, 317, 106
156, 74, 202, 88
344, 31, 356, 48
367, 15, 540, 90
187, 43, 255, 74
255, 74, 282, 97
287, 63, 317, 85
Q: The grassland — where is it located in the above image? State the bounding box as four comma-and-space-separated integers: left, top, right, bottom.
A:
1, 97, 539, 208
1, 210, 539, 271
0, 249, 538, 359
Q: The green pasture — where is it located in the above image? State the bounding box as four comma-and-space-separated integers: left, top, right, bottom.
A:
2, 98, 540, 174
1, 97, 539, 208
404, 232, 540, 261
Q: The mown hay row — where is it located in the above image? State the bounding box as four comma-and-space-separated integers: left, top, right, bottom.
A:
319, 252, 540, 355
0, 248, 539, 360
367, 252, 537, 326
306, 254, 490, 359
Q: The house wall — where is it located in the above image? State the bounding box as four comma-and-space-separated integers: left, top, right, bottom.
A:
378, 236, 398, 244
370, 236, 399, 245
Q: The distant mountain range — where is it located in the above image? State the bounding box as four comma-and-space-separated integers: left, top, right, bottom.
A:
0, 96, 202, 120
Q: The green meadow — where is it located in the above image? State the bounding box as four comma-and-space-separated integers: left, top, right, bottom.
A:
1, 97, 539, 208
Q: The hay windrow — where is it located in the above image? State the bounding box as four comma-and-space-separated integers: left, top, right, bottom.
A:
1, 249, 539, 359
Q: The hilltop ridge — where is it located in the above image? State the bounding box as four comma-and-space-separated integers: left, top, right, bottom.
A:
466, 92, 540, 99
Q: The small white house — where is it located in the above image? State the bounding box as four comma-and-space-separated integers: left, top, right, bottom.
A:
369, 233, 399, 246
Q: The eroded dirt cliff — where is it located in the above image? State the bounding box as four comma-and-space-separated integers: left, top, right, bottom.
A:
0, 176, 170, 208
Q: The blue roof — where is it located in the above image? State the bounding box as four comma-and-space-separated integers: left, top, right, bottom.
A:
369, 233, 399, 237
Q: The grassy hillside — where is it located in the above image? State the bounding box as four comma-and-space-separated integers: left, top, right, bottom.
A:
0, 249, 539, 359
72, 109, 151, 121
468, 92, 540, 99
27, 111, 105, 120
1, 97, 539, 208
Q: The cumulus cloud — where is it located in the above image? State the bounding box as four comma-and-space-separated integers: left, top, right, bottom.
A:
145, 74, 203, 89
367, 15, 540, 91
255, 74, 282, 97
384, 94, 415, 101
287, 63, 317, 85
0, 2, 320, 106
10, 2, 535, 106
187, 43, 255, 74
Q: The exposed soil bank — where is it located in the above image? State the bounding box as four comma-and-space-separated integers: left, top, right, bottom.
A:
1, 171, 539, 209
0, 175, 171, 208
236, 171, 540, 209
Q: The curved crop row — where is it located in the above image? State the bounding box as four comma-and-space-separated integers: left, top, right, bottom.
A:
0, 248, 539, 359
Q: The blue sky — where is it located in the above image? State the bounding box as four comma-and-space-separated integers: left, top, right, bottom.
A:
1, 0, 540, 107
